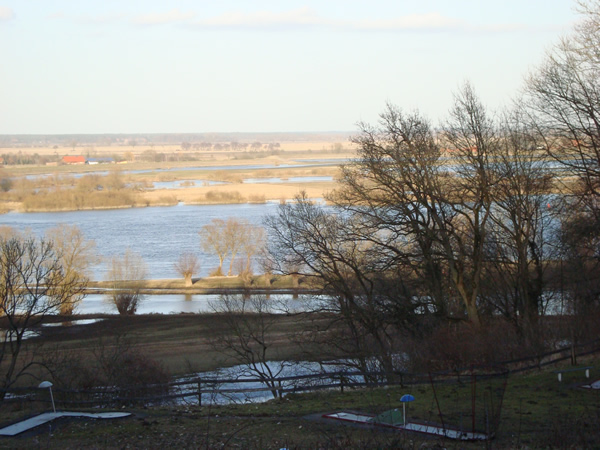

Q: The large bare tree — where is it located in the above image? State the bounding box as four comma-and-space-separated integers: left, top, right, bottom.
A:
0, 235, 85, 400
265, 192, 418, 379
482, 107, 557, 335
526, 0, 600, 313
527, 1, 600, 217
45, 224, 97, 314
331, 84, 497, 327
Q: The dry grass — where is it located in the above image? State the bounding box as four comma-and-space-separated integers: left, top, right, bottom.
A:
139, 183, 332, 206
1, 150, 346, 212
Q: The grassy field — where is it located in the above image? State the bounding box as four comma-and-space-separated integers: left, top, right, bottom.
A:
1, 309, 599, 449
1, 340, 599, 449
31, 312, 327, 375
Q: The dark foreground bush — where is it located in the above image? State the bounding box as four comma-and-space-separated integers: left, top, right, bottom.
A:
50, 337, 171, 406
406, 319, 547, 372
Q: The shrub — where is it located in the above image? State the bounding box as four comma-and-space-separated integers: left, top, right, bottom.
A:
203, 190, 245, 204
406, 319, 540, 372
0, 177, 12, 192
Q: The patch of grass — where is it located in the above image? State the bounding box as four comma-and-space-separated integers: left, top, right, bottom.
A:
3, 363, 600, 448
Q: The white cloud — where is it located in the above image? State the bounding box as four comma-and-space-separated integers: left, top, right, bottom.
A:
188, 8, 530, 34
46, 11, 124, 25
353, 13, 465, 32
0, 6, 14, 21
132, 9, 195, 26
194, 7, 324, 29
78, 14, 124, 25
46, 12, 65, 20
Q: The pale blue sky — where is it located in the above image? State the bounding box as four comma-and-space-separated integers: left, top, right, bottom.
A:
0, 1, 578, 134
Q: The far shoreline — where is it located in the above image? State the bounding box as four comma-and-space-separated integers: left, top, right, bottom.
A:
86, 275, 316, 295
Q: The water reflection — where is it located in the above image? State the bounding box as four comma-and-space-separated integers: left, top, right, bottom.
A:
78, 293, 321, 315
21, 161, 342, 181
151, 179, 227, 189
243, 176, 333, 184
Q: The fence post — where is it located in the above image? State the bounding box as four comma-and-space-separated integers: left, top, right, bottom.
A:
570, 330, 577, 366
340, 375, 344, 393
197, 380, 202, 406
278, 380, 282, 399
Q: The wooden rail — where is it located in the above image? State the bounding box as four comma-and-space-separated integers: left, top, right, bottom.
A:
3, 338, 600, 408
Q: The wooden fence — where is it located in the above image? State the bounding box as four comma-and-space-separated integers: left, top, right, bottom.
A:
3, 337, 600, 409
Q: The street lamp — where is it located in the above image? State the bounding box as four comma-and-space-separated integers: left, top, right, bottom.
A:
38, 381, 56, 413
400, 394, 415, 426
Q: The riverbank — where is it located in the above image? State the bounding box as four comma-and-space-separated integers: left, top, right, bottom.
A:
86, 274, 317, 295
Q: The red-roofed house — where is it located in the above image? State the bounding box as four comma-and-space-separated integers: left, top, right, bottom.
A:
62, 156, 86, 165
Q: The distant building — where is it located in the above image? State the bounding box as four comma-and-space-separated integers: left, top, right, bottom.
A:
86, 157, 115, 165
62, 155, 86, 165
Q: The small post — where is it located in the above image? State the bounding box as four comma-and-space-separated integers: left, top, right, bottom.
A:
340, 375, 344, 393
400, 394, 415, 426
38, 381, 56, 413
197, 381, 202, 406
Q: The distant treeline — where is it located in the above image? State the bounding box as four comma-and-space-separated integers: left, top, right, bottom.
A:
0, 131, 352, 148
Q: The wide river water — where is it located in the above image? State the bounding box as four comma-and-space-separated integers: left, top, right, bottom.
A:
0, 202, 309, 313
0, 202, 281, 280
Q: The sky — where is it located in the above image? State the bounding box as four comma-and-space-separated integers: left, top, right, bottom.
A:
0, 0, 580, 135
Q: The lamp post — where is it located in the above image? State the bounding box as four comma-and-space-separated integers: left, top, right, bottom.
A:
38, 381, 56, 413
400, 394, 415, 426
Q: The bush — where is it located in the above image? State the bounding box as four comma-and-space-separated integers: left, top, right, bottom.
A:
0, 177, 12, 192
406, 319, 542, 372
203, 190, 245, 204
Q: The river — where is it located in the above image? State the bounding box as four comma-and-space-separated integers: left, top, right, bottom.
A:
77, 292, 319, 315
0, 202, 281, 281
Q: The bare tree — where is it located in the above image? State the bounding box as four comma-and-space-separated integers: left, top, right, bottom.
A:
209, 293, 293, 399
265, 193, 417, 380
527, 2, 600, 212
200, 219, 228, 276
331, 84, 497, 327
526, 0, 600, 313
174, 252, 200, 287
200, 218, 265, 277
0, 235, 86, 400
105, 248, 147, 315
237, 222, 265, 279
224, 219, 245, 276
45, 224, 97, 314
482, 107, 557, 335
